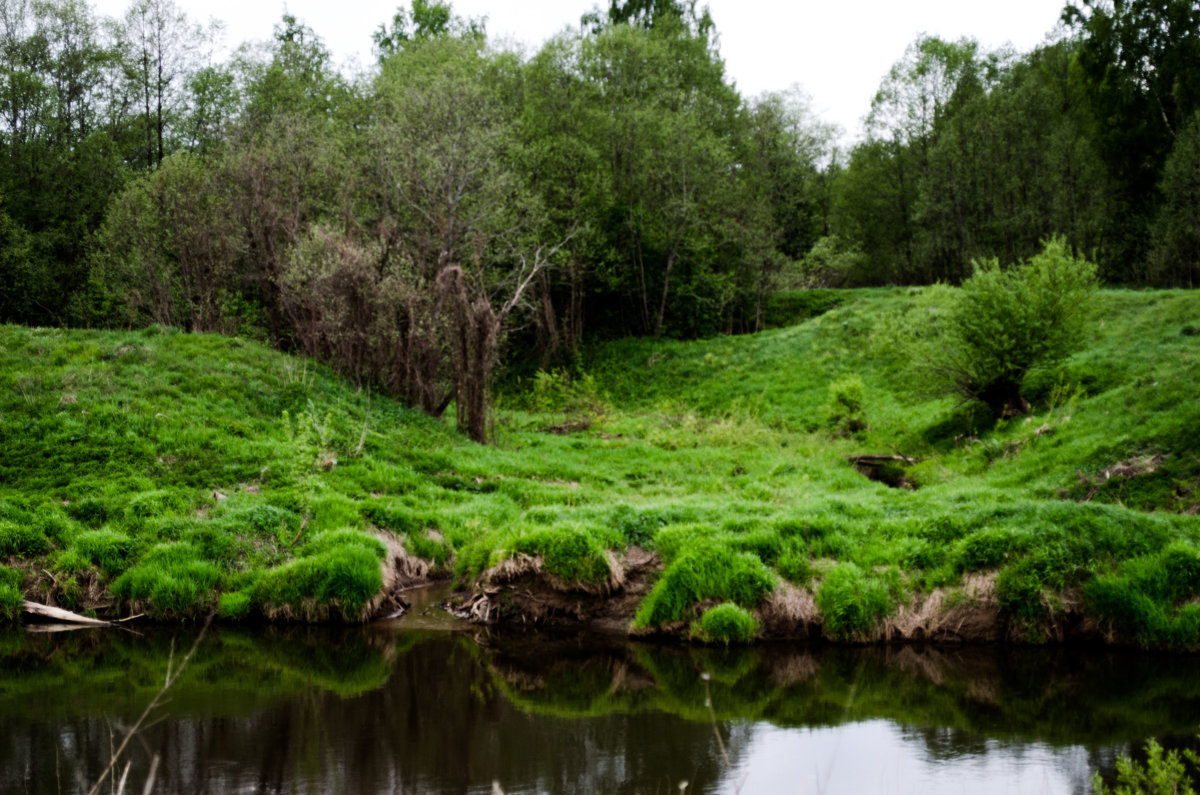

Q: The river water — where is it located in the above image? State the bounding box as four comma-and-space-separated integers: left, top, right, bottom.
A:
2, 589, 1197, 794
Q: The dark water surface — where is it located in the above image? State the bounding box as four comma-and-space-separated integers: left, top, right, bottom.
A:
2, 593, 1198, 794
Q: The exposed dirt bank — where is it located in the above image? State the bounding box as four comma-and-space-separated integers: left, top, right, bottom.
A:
441, 552, 1119, 646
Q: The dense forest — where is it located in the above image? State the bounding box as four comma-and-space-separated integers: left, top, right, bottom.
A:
1, 0, 1198, 439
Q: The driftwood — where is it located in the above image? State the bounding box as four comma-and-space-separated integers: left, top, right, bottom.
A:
848, 453, 920, 467
22, 600, 113, 626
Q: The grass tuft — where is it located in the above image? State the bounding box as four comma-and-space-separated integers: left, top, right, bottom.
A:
691, 602, 759, 644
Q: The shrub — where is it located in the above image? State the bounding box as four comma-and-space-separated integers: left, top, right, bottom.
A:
917, 237, 1098, 417
693, 603, 758, 645
1092, 738, 1200, 795
826, 376, 867, 436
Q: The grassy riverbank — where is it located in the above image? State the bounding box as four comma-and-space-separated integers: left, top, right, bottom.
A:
3, 288, 1199, 646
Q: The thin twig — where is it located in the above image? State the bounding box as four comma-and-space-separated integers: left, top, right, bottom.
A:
86, 617, 212, 795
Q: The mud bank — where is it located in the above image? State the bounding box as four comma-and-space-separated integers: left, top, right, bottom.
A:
433, 548, 1119, 646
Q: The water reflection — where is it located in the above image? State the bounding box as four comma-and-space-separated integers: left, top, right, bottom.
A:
0, 613, 1196, 794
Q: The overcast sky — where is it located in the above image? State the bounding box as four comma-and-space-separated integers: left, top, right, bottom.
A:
89, 0, 1070, 141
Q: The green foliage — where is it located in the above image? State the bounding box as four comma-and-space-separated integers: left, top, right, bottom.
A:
816, 563, 894, 640
692, 603, 758, 645
918, 238, 1099, 416
253, 544, 383, 622
1093, 739, 1200, 795
0, 522, 50, 558
1085, 544, 1200, 648
4, 284, 1200, 643
507, 526, 614, 586
996, 560, 1048, 624
635, 543, 776, 628
1149, 111, 1200, 287
796, 236, 872, 288
110, 543, 222, 619
72, 530, 135, 576
825, 376, 867, 437
954, 528, 1029, 572
0, 566, 22, 622
217, 590, 254, 620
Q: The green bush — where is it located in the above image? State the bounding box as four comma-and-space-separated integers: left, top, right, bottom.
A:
816, 563, 893, 640
693, 603, 758, 645
1093, 738, 1200, 795
826, 376, 867, 436
917, 237, 1098, 417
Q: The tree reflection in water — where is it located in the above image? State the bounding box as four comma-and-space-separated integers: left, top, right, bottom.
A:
1, 622, 1197, 794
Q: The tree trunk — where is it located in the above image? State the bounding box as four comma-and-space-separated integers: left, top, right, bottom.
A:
980, 378, 1030, 418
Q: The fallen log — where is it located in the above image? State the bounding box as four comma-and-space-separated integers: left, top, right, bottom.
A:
22, 600, 113, 626
848, 453, 920, 467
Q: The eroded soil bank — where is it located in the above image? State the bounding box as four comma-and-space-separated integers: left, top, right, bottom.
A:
425, 547, 1118, 647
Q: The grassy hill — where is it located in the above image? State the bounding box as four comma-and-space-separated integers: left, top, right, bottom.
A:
2, 288, 1199, 646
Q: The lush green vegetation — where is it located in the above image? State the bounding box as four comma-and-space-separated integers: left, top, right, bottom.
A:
2, 286, 1199, 646
3, 0, 1198, 444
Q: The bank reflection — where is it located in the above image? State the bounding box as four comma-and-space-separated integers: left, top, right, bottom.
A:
0, 620, 1196, 794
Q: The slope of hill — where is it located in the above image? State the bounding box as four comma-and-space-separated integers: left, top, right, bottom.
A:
2, 289, 1199, 647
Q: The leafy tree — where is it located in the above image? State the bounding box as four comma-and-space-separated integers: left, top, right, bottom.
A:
120, 0, 205, 168
372, 0, 482, 60
918, 237, 1098, 417
518, 33, 611, 363
1064, 0, 1200, 278
92, 151, 240, 331
579, 18, 740, 337
1148, 111, 1200, 286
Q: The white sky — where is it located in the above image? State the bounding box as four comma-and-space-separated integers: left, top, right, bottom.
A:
89, 0, 1070, 141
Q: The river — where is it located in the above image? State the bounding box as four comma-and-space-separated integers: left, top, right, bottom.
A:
1, 588, 1196, 794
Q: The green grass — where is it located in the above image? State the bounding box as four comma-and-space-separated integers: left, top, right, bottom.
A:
2, 289, 1200, 642
692, 603, 759, 644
